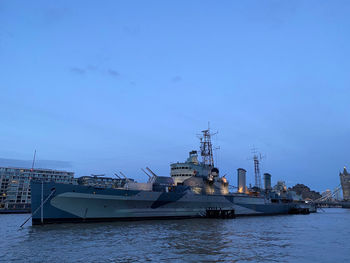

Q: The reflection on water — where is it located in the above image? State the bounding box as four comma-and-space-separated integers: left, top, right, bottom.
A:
1, 209, 350, 262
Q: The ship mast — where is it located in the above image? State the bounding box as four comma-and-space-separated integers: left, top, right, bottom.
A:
198, 125, 216, 167
251, 148, 264, 189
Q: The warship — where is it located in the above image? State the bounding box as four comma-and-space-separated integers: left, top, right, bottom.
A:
30, 129, 315, 225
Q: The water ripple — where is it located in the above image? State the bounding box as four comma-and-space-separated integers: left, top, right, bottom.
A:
0, 209, 349, 262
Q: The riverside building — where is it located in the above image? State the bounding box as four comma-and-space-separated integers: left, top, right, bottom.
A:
0, 167, 75, 212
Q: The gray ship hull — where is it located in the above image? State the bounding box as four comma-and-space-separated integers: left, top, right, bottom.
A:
31, 181, 309, 225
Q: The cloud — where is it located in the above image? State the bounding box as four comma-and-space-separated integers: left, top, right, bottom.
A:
123, 25, 140, 36
43, 7, 69, 25
70, 67, 86, 75
69, 66, 121, 79
108, 69, 120, 77
87, 65, 98, 71
0, 29, 13, 40
263, 1, 300, 29
0, 158, 72, 170
172, 76, 182, 83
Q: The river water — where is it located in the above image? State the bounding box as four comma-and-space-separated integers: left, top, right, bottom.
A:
1, 208, 349, 262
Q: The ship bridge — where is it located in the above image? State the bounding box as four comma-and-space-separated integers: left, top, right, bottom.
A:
170, 151, 211, 185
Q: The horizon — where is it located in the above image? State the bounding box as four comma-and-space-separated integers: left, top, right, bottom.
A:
0, 134, 346, 193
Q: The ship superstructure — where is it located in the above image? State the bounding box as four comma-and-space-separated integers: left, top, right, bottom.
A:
170, 129, 228, 196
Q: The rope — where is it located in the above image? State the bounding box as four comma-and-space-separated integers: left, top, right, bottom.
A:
19, 189, 56, 228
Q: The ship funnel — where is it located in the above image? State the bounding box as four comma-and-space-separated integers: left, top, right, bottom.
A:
237, 168, 246, 193
263, 173, 272, 190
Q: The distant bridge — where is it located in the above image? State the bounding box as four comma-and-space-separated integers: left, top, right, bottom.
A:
311, 186, 350, 208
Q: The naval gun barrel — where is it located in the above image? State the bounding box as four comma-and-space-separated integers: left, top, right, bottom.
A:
146, 167, 158, 177
141, 168, 152, 179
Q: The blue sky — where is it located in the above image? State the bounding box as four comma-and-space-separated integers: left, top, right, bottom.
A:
0, 0, 349, 191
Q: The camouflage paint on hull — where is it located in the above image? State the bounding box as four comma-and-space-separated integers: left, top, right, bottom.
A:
31, 181, 304, 225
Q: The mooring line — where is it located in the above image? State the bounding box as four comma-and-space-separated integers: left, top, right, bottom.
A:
19, 189, 56, 228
